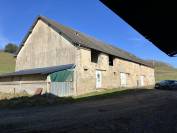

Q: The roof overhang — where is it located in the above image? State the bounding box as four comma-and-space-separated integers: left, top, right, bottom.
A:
100, 0, 177, 57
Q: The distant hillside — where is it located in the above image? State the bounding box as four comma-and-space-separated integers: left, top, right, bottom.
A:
0, 52, 15, 74
147, 60, 177, 82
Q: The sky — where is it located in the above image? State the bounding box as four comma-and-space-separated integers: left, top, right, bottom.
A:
0, 0, 176, 67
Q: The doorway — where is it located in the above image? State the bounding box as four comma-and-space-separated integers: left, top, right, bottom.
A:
140, 75, 144, 86
120, 72, 127, 87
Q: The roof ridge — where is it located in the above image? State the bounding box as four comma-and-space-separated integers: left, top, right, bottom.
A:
15, 16, 153, 68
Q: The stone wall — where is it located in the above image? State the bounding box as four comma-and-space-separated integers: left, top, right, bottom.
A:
75, 47, 155, 95
0, 75, 48, 95
14, 19, 155, 96
16, 20, 76, 71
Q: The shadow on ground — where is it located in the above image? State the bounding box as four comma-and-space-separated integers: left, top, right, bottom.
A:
0, 88, 154, 109
0, 88, 177, 133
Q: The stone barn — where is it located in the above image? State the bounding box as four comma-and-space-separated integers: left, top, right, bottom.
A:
0, 16, 155, 96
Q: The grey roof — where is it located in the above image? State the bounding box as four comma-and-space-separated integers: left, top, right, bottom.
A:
15, 16, 153, 68
0, 64, 75, 78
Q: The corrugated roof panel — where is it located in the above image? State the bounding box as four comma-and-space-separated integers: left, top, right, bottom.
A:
0, 64, 75, 78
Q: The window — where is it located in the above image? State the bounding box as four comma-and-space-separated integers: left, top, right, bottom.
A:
109, 55, 114, 66
91, 49, 99, 63
120, 72, 129, 87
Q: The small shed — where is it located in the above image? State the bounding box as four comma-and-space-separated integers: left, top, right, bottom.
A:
0, 64, 75, 97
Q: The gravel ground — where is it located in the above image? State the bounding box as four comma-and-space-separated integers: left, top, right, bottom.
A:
0, 89, 177, 133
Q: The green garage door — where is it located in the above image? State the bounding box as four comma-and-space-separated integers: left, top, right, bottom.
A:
50, 69, 74, 97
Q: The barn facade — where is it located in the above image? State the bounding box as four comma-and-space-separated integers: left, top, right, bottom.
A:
0, 16, 155, 96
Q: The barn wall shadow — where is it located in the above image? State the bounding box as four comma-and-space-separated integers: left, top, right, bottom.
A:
0, 88, 155, 109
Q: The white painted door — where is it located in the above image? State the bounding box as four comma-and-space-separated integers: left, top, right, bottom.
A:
96, 70, 102, 88
120, 72, 127, 87
140, 76, 144, 86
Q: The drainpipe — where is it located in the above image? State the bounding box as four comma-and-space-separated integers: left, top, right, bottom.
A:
74, 42, 81, 96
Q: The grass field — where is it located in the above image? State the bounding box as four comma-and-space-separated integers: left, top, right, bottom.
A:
0, 52, 15, 74
0, 51, 176, 82
153, 61, 177, 82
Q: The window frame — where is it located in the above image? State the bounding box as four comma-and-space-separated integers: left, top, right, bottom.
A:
108, 55, 114, 66
91, 49, 100, 63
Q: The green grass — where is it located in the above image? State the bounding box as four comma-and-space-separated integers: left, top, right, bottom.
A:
74, 86, 153, 99
0, 52, 15, 74
146, 60, 177, 82
154, 61, 177, 82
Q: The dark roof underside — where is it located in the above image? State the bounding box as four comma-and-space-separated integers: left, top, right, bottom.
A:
100, 0, 177, 56
0, 64, 75, 78
15, 16, 153, 67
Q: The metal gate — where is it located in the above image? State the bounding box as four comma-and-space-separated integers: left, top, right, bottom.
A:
50, 81, 74, 97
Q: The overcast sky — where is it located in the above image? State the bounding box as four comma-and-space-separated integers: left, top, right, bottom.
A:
0, 0, 176, 67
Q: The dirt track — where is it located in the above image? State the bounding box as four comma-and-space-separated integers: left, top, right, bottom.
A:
0, 89, 177, 133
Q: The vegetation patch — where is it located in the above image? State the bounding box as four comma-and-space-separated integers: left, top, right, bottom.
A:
147, 60, 177, 82
0, 92, 73, 109
0, 52, 15, 74
154, 61, 177, 82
